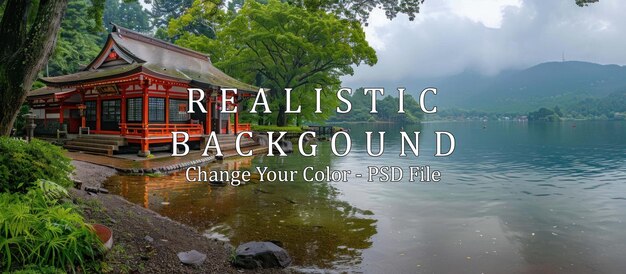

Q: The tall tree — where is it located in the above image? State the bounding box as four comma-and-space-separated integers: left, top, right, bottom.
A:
104, 0, 151, 33
0, 0, 69, 135
165, 0, 221, 40
149, 0, 193, 28
48, 0, 102, 76
0, 0, 131, 135
172, 0, 377, 126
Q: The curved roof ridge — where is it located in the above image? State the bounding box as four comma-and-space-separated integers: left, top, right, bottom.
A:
111, 23, 211, 62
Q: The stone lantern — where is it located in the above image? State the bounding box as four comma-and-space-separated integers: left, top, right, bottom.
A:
23, 112, 37, 142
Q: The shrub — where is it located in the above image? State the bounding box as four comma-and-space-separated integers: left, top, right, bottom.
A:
0, 181, 103, 272
0, 137, 73, 193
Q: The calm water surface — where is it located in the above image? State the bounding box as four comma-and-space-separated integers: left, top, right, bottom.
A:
104, 121, 626, 273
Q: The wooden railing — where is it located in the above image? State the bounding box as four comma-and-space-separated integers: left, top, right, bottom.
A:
230, 123, 251, 133
120, 123, 204, 138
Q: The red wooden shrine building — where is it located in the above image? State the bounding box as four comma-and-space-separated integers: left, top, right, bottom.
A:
27, 25, 256, 156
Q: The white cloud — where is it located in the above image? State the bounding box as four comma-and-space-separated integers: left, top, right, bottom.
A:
344, 0, 626, 87
442, 0, 522, 28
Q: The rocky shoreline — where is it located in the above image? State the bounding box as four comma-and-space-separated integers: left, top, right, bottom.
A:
70, 160, 288, 273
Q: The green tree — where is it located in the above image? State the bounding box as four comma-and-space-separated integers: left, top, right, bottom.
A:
104, 0, 151, 33
149, 0, 194, 40
172, 0, 377, 126
149, 0, 194, 28
0, 0, 124, 135
529, 107, 560, 122
47, 0, 102, 76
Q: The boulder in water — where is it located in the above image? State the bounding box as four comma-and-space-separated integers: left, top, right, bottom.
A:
233, 241, 291, 269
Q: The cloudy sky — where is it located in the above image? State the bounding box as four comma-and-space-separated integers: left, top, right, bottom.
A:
342, 0, 626, 87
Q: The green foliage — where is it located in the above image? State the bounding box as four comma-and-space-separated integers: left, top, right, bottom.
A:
10, 265, 65, 274
293, 0, 425, 23
0, 183, 103, 272
0, 138, 74, 193
251, 125, 303, 133
566, 90, 626, 119
104, 0, 152, 33
12, 105, 31, 136
171, 0, 377, 126
166, 0, 222, 40
528, 107, 562, 122
48, 0, 103, 76
151, 0, 194, 28
151, 0, 195, 41
330, 88, 423, 124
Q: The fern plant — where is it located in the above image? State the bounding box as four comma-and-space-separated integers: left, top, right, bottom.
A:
0, 184, 104, 272
0, 137, 74, 193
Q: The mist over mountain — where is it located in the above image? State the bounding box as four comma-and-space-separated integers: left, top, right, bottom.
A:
398, 61, 626, 113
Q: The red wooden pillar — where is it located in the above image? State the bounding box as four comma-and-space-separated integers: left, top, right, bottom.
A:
165, 86, 170, 128
80, 90, 86, 128
205, 91, 212, 134
234, 103, 239, 135
96, 93, 101, 132
139, 78, 150, 156
120, 84, 126, 129
59, 105, 64, 124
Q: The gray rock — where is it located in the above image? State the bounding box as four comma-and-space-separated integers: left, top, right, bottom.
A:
254, 135, 269, 146
84, 186, 99, 194
281, 140, 293, 153
144, 235, 154, 242
233, 241, 291, 269
177, 250, 206, 266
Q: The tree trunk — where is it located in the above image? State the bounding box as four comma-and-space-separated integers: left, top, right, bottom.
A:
276, 104, 287, 126
0, 0, 68, 136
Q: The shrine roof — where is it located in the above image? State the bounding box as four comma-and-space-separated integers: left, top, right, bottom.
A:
39, 24, 257, 93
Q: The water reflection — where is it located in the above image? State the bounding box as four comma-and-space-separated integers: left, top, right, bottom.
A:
105, 121, 626, 273
334, 121, 626, 273
104, 155, 377, 270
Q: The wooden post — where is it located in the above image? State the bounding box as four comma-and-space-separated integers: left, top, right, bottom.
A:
139, 77, 150, 157
80, 90, 86, 128
120, 84, 126, 127
96, 93, 101, 132
59, 105, 64, 124
234, 102, 239, 135
205, 93, 212, 134
165, 85, 170, 128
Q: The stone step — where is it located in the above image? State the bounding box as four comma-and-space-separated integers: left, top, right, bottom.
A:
76, 135, 126, 144
65, 141, 118, 150
64, 144, 113, 156
205, 138, 258, 153
215, 135, 237, 140
78, 134, 124, 140
217, 145, 268, 160
71, 137, 125, 146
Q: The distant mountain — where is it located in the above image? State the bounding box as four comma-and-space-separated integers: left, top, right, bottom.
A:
405, 61, 626, 113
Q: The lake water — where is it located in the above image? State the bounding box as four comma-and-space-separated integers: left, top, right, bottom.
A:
104, 121, 626, 273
